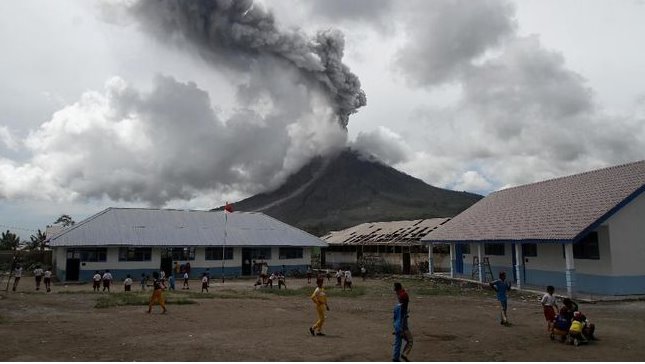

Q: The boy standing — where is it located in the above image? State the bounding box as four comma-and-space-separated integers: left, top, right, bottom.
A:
124, 274, 133, 292
309, 277, 330, 336
540, 285, 558, 333
102, 270, 113, 292
33, 265, 44, 290
182, 271, 190, 289
393, 283, 413, 361
12, 264, 22, 292
93, 271, 102, 292
489, 271, 511, 325
201, 273, 209, 293
43, 267, 52, 293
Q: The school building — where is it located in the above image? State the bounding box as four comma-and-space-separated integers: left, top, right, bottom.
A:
48, 208, 326, 281
321, 218, 451, 274
422, 160, 645, 297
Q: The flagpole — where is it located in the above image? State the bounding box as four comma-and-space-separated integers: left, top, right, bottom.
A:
222, 209, 227, 284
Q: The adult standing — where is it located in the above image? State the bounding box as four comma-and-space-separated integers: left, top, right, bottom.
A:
33, 265, 44, 291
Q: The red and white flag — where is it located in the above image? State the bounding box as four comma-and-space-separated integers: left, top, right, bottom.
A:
224, 202, 234, 214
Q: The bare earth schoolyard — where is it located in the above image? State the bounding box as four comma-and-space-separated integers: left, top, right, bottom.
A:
1, 276, 645, 361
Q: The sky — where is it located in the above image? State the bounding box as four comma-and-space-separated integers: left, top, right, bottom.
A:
1, 0, 644, 236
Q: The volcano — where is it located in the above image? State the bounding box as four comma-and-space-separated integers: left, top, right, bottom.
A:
216, 149, 482, 236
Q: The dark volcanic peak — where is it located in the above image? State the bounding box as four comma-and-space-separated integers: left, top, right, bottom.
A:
216, 148, 482, 235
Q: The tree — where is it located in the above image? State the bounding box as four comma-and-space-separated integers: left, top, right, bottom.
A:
0, 230, 21, 251
53, 214, 75, 227
27, 229, 48, 251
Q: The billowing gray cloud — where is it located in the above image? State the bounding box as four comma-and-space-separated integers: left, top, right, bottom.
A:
351, 126, 412, 165
395, 0, 516, 86
2, 75, 346, 205
129, 0, 366, 128
308, 0, 394, 27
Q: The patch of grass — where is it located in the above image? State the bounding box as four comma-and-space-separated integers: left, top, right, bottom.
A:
256, 285, 366, 298
94, 292, 196, 309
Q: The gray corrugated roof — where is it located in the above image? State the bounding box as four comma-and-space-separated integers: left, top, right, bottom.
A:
49, 208, 327, 247
422, 160, 645, 243
322, 218, 450, 245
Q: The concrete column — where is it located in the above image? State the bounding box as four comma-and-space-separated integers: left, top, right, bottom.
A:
428, 243, 434, 275
564, 242, 576, 298
450, 242, 456, 278
514, 243, 523, 290
477, 243, 483, 283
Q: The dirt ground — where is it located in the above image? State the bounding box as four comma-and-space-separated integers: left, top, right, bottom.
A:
1, 276, 645, 362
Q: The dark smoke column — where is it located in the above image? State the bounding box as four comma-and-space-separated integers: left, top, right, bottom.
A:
132, 0, 367, 128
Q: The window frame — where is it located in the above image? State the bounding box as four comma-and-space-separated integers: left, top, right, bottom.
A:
118, 247, 152, 262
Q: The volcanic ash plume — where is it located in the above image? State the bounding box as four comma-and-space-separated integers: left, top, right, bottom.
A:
131, 0, 367, 128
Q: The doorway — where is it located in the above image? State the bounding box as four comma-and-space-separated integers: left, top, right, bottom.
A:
65, 258, 80, 281
160, 257, 173, 277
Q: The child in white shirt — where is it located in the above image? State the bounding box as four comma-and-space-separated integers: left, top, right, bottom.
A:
124, 274, 133, 292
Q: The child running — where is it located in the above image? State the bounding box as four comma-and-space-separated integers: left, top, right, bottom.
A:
489, 271, 511, 325
309, 277, 330, 336
540, 285, 558, 333
147, 271, 167, 314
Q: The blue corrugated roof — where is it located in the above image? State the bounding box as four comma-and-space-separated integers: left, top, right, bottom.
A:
49, 208, 327, 247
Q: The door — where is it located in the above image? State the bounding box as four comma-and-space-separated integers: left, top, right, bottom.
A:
241, 248, 252, 276
402, 252, 411, 274
160, 257, 173, 277
511, 244, 517, 282
65, 258, 80, 281
455, 244, 465, 274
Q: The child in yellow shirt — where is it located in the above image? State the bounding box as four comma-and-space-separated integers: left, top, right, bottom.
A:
309, 277, 330, 336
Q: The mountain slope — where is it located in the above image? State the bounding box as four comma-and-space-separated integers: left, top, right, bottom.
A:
220, 149, 482, 235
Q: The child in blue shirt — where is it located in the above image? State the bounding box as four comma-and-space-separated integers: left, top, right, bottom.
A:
489, 271, 511, 325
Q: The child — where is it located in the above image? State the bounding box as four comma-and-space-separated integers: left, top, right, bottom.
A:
309, 277, 330, 336
277, 272, 286, 289
102, 270, 113, 292
361, 265, 366, 281
394, 283, 413, 362
540, 285, 558, 333
12, 264, 22, 292
489, 271, 511, 325
201, 273, 209, 293
93, 271, 102, 292
168, 274, 176, 291
124, 274, 133, 292
33, 265, 44, 290
306, 266, 313, 284
140, 273, 147, 291
43, 267, 52, 293
343, 269, 353, 291
147, 271, 167, 314
182, 271, 190, 289
267, 272, 276, 289
335, 268, 343, 287
569, 312, 588, 345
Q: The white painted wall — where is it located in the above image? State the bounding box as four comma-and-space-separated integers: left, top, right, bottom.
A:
606, 192, 645, 276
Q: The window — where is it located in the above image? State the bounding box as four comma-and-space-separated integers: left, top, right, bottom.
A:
67, 248, 107, 262
205, 247, 234, 260
484, 243, 505, 256
458, 243, 471, 254
119, 247, 152, 261
522, 243, 538, 257
161, 247, 196, 261
279, 247, 303, 260
573, 232, 600, 260
247, 248, 272, 260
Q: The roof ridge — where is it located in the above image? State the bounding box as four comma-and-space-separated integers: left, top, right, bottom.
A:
495, 159, 645, 194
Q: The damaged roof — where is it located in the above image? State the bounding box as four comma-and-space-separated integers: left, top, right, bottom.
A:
321, 218, 450, 245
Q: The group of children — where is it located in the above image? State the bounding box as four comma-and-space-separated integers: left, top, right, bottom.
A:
489, 271, 598, 346
10, 264, 53, 293
253, 270, 286, 289
334, 268, 353, 291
